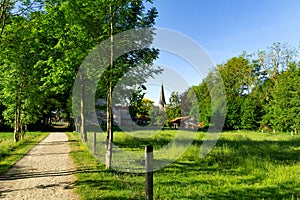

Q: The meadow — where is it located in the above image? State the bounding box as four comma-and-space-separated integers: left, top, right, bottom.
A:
0, 132, 49, 174
68, 130, 300, 199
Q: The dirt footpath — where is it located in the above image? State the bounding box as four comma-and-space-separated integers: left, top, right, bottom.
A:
0, 132, 79, 200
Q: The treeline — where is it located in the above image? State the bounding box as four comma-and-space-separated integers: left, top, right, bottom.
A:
0, 0, 159, 142
0, 0, 95, 136
184, 43, 300, 133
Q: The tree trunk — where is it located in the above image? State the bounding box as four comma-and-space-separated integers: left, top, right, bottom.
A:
14, 95, 21, 142
106, 5, 114, 169
0, 0, 10, 37
106, 81, 113, 169
80, 72, 87, 142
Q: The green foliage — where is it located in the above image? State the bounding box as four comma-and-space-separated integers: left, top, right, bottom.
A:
148, 106, 167, 127
165, 92, 181, 126
94, 0, 161, 100
266, 66, 300, 132
0, 2, 76, 133
0, 15, 47, 131
224, 97, 244, 130
241, 93, 262, 130
0, 0, 161, 134
220, 56, 254, 96
129, 86, 154, 125
1, 0, 44, 36
219, 56, 254, 129
187, 84, 210, 123
166, 92, 181, 117
184, 44, 299, 132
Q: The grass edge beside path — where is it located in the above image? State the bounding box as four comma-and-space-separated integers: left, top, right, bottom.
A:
67, 132, 147, 199
0, 132, 50, 174
66, 132, 106, 199
66, 131, 100, 171
66, 131, 300, 199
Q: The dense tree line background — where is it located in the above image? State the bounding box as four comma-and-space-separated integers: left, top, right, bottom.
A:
143, 43, 299, 133
182, 43, 300, 133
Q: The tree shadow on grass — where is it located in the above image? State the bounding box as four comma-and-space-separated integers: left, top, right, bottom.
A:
208, 185, 300, 200
155, 161, 300, 199
152, 135, 300, 199
70, 132, 300, 199
0, 166, 104, 180
73, 169, 145, 200
74, 179, 143, 200
189, 136, 300, 166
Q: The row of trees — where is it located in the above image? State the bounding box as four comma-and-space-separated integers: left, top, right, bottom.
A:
1, 0, 160, 169
183, 43, 300, 133
0, 0, 161, 171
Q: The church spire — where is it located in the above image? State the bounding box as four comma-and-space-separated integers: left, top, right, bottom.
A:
159, 84, 166, 111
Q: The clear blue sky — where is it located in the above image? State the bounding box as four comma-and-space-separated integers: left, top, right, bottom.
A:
152, 0, 300, 64
144, 0, 300, 104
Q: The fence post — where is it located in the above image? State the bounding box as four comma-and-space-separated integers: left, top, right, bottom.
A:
93, 132, 96, 155
145, 145, 153, 200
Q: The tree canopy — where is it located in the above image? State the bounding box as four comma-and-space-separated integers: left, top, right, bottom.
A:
184, 43, 299, 132
0, 0, 160, 141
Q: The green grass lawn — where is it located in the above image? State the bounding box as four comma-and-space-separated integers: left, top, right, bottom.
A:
0, 132, 49, 174
68, 130, 300, 199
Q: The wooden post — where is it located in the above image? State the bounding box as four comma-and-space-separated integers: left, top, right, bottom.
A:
93, 132, 96, 155
145, 146, 153, 200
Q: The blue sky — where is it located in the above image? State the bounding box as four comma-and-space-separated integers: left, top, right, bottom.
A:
144, 0, 300, 104
152, 0, 300, 64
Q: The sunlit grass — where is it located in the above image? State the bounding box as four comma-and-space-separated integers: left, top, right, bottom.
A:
68, 130, 300, 199
0, 132, 49, 174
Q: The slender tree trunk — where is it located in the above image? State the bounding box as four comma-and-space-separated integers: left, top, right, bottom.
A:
106, 81, 113, 169
80, 72, 87, 142
106, 5, 114, 169
14, 91, 21, 142
0, 0, 9, 37
14, 108, 20, 142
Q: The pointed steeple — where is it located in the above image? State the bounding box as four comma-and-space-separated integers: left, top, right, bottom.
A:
159, 84, 166, 111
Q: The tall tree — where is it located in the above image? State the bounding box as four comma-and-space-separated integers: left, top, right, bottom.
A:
0, 1, 56, 135
55, 0, 160, 168
102, 0, 159, 169
218, 57, 254, 129
256, 42, 297, 84
41, 0, 100, 140
264, 63, 300, 132
0, 13, 46, 141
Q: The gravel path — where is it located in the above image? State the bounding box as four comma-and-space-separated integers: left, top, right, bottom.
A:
0, 132, 79, 200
